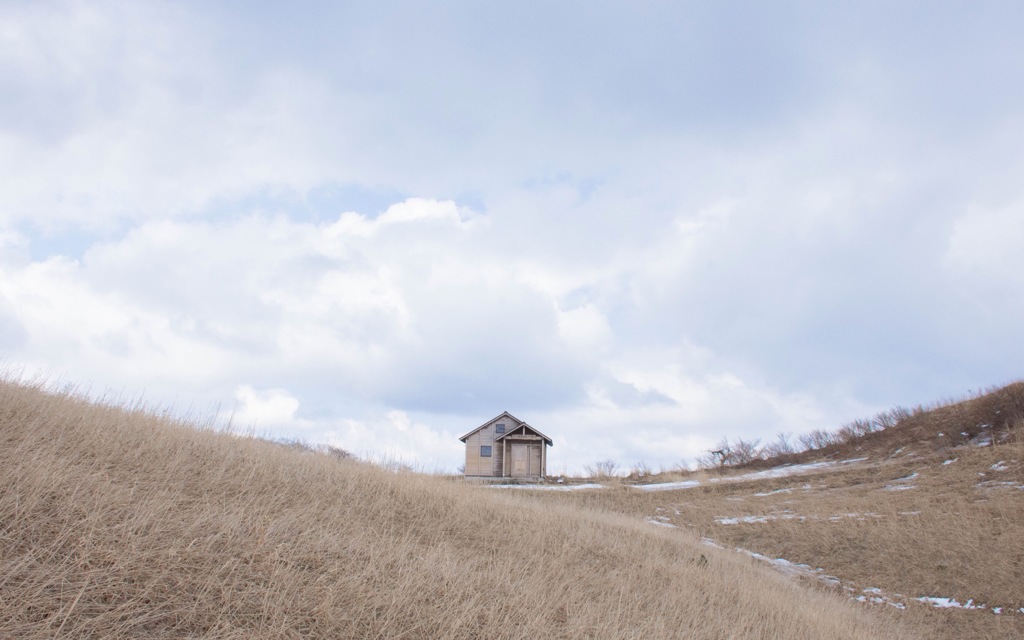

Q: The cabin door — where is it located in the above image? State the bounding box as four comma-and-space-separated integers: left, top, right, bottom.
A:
511, 444, 529, 477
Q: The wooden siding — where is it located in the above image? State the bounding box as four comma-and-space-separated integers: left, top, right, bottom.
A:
463, 417, 509, 477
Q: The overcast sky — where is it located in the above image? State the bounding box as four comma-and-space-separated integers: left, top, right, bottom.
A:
2, 1, 1023, 473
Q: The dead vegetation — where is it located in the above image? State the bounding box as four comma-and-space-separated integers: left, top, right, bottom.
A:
693, 382, 1024, 472
0, 378, 908, 639
534, 382, 1024, 640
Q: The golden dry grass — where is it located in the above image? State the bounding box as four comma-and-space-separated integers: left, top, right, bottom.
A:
0, 379, 910, 639
532, 392, 1024, 639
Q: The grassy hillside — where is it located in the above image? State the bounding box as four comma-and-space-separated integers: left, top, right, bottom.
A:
535, 383, 1024, 639
0, 379, 908, 639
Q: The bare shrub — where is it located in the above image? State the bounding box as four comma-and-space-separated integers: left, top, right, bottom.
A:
873, 410, 897, 431
628, 460, 653, 480
695, 450, 719, 470
798, 428, 838, 451
696, 437, 763, 469
835, 422, 858, 445
761, 432, 796, 457
324, 444, 354, 460
584, 459, 619, 478
730, 437, 762, 465
888, 405, 913, 425
697, 438, 733, 470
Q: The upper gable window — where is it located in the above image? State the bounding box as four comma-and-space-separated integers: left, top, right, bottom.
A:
495, 423, 506, 434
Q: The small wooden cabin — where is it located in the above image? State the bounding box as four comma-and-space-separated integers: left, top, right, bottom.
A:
459, 411, 553, 479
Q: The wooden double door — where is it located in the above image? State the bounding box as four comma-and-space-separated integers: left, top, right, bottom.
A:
510, 443, 541, 477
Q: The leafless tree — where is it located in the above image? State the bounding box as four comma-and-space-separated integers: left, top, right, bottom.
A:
585, 459, 619, 478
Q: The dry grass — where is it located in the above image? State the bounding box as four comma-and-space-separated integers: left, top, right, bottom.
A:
0, 378, 908, 639
532, 385, 1024, 640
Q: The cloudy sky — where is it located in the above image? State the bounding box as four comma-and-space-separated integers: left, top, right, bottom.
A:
2, 1, 1022, 473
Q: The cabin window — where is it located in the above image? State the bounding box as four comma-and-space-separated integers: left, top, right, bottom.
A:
495, 423, 506, 434
480, 445, 492, 457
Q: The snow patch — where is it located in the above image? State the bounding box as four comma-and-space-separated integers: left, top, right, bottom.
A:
977, 480, 1020, 490
715, 512, 880, 525
716, 515, 783, 525
884, 472, 918, 491
646, 517, 677, 528
916, 597, 985, 610
884, 484, 916, 491
488, 483, 605, 491
753, 487, 794, 497
635, 480, 701, 492
635, 458, 868, 492
855, 587, 907, 610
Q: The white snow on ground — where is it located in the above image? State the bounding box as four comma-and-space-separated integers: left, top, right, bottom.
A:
646, 516, 677, 528
991, 461, 1009, 471
714, 512, 881, 525
635, 479, 701, 492
916, 597, 985, 610
488, 483, 606, 491
883, 484, 916, 491
943, 458, 958, 465
753, 487, 794, 497
977, 480, 1024, 490
635, 459, 868, 492
855, 587, 907, 609
716, 515, 787, 525
830, 512, 881, 521
700, 538, 842, 588
883, 472, 919, 491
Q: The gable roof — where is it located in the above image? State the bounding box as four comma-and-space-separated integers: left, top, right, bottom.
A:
459, 411, 553, 445
458, 411, 524, 442
495, 422, 553, 446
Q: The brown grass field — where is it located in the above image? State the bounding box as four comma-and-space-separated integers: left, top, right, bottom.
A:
533, 383, 1024, 639
2, 377, 1020, 638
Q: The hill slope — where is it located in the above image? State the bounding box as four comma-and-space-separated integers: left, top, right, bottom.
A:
0, 380, 910, 639
528, 383, 1024, 639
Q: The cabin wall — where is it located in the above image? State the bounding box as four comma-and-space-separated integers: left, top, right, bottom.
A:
463, 416, 512, 476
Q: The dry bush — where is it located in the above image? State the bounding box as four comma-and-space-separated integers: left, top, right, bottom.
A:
697, 438, 765, 470
761, 432, 797, 458
0, 378, 905, 639
798, 428, 839, 451
584, 458, 619, 478
628, 460, 653, 480
730, 438, 763, 464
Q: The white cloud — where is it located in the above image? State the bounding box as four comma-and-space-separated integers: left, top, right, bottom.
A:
4, 1, 1024, 474
325, 412, 462, 472
229, 385, 303, 430
556, 304, 611, 352
945, 201, 1024, 285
